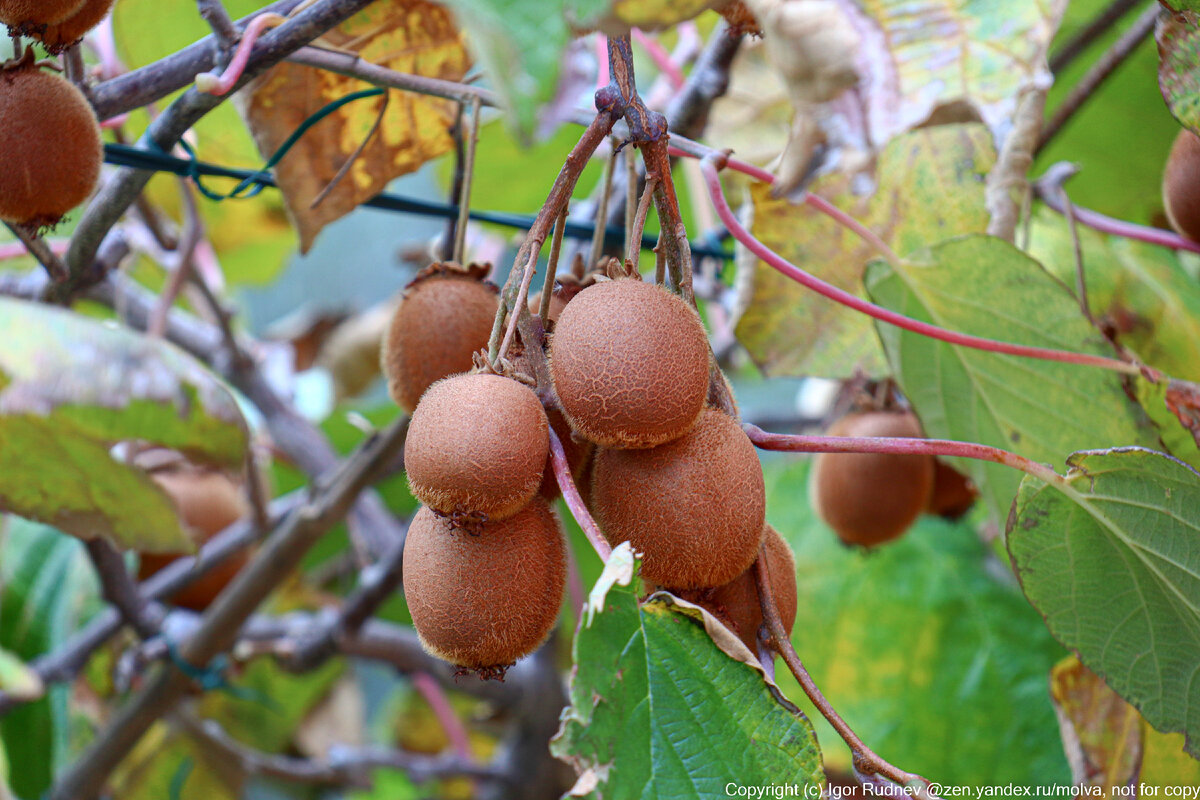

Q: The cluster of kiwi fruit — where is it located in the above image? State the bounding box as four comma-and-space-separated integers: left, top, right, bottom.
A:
0, 0, 111, 231
809, 403, 977, 549
385, 258, 800, 673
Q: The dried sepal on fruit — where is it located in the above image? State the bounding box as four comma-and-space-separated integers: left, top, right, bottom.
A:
591, 407, 766, 589
0, 63, 102, 230
662, 524, 796, 656
810, 410, 934, 547
549, 277, 710, 449
404, 373, 550, 524
1163, 128, 1200, 244
0, 0, 85, 30
402, 501, 567, 674
36, 0, 115, 54
381, 262, 499, 413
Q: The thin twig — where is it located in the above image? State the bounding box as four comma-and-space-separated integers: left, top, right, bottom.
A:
625, 150, 638, 257
196, 0, 240, 48
588, 144, 618, 268
538, 210, 567, 322
1049, 0, 1142, 74
627, 177, 657, 269
1058, 186, 1094, 324
178, 713, 504, 786
148, 180, 204, 339
194, 12, 287, 95
84, 539, 163, 640
3, 222, 68, 283
310, 90, 390, 209
1037, 2, 1160, 154
754, 557, 941, 799
452, 95, 481, 265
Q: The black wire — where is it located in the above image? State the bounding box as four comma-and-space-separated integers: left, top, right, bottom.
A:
103, 143, 734, 261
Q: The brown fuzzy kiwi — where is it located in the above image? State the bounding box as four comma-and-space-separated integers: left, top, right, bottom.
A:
402, 500, 567, 671
0, 65, 102, 229
1163, 128, 1200, 243
528, 279, 584, 329
0, 0, 85, 28
137, 467, 252, 611
926, 459, 978, 520
381, 263, 499, 413
810, 410, 934, 547
666, 525, 796, 655
549, 278, 710, 449
37, 0, 115, 53
405, 373, 549, 523
591, 407, 766, 588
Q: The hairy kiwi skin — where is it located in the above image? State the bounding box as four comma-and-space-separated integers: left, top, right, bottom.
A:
667, 525, 796, 655
405, 373, 550, 521
591, 407, 766, 589
810, 411, 934, 547
137, 469, 251, 611
402, 501, 567, 669
382, 267, 499, 413
0, 67, 102, 229
1164, 129, 1200, 243
550, 278, 710, 449
37, 0, 114, 52
926, 459, 977, 520
0, 0, 85, 27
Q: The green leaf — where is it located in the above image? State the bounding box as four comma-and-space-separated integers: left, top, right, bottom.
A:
439, 0, 570, 138
1136, 377, 1200, 472
0, 298, 247, 552
735, 124, 995, 378
0, 516, 100, 799
1025, 206, 1200, 383
1007, 448, 1200, 758
1157, 9, 1200, 134
0, 648, 41, 702
552, 550, 824, 798
564, 0, 720, 32
1163, 2, 1200, 16
864, 235, 1159, 524
765, 459, 1071, 785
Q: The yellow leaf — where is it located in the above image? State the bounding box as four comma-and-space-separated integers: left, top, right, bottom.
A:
239, 0, 471, 252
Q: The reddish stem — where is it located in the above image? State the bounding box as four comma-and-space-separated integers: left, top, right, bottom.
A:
1040, 189, 1200, 256
409, 672, 474, 764
548, 427, 610, 561
743, 423, 1061, 484
632, 28, 685, 90
697, 158, 1141, 376
195, 13, 285, 95
755, 555, 941, 798
595, 34, 609, 89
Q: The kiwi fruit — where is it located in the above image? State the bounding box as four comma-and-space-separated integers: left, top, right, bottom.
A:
402, 500, 567, 671
0, 0, 85, 29
528, 279, 583, 328
926, 458, 977, 520
137, 467, 252, 611
382, 263, 499, 413
549, 278, 710, 449
667, 525, 796, 655
1163, 128, 1200, 243
810, 410, 934, 547
590, 407, 766, 589
405, 373, 550, 522
37, 0, 115, 53
0, 65, 102, 229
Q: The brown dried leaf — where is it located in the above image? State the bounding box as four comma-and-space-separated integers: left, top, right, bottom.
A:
1050, 655, 1143, 793
239, 1, 471, 252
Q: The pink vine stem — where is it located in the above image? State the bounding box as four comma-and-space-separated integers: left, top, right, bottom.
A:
631, 28, 686, 90
195, 13, 286, 96
1039, 185, 1200, 256
694, 156, 1145, 377
743, 423, 1062, 485
409, 672, 474, 765
595, 33, 609, 90
549, 427, 611, 561
0, 240, 69, 261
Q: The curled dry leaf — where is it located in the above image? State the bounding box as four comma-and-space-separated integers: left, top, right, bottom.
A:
238, 0, 471, 252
